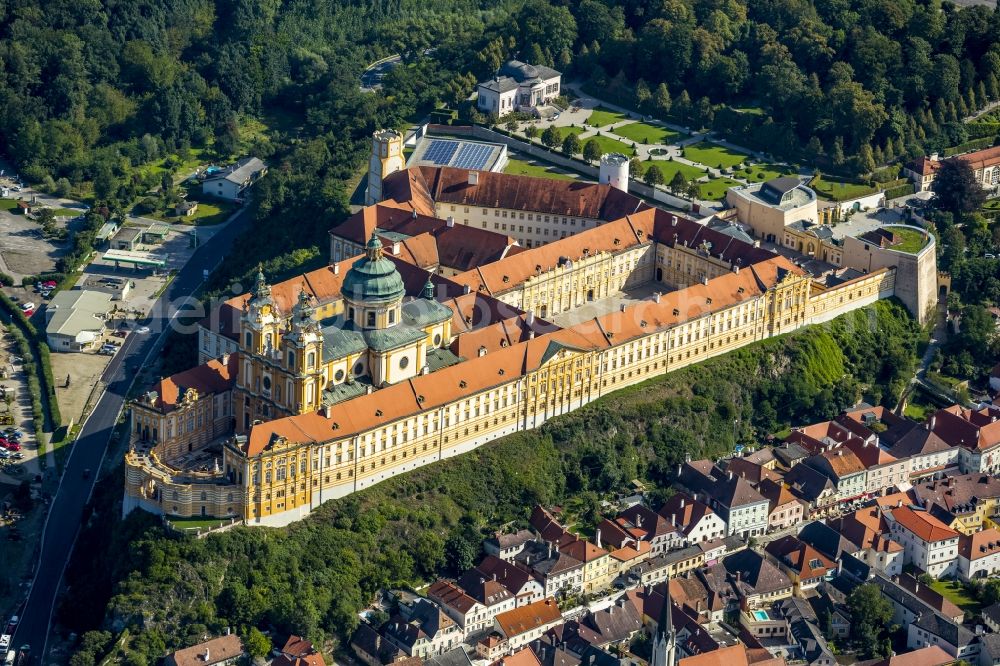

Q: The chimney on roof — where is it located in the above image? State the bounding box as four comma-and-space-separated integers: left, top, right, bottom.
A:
596, 529, 602, 548
733, 265, 740, 274
680, 498, 686, 509
463, 284, 471, 295
701, 276, 709, 286
728, 471, 733, 481
548, 541, 553, 558
526, 310, 535, 327
479, 346, 488, 357
333, 262, 339, 275
392, 241, 401, 255
204, 649, 210, 662
915, 582, 920, 592
620, 304, 627, 312
221, 352, 230, 365
447, 215, 455, 227
837, 558, 843, 575
671, 215, 677, 226
930, 415, 937, 430
528, 330, 535, 339
653, 292, 661, 303
897, 500, 902, 508
469, 172, 479, 186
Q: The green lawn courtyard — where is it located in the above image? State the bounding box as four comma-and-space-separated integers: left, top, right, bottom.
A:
808, 176, 877, 201
504, 157, 577, 181
682, 142, 750, 169
611, 121, 682, 145
551, 126, 584, 142
635, 160, 705, 183
697, 177, 742, 200
580, 133, 633, 156
586, 106, 630, 127
734, 163, 796, 183
928, 579, 982, 615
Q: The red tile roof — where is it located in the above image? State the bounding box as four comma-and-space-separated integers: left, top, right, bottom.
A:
891, 506, 959, 543
959, 527, 1000, 562
494, 598, 561, 638
150, 354, 238, 413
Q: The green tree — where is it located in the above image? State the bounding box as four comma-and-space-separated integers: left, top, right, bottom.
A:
505, 118, 518, 133
644, 164, 664, 186
525, 125, 539, 140
562, 133, 581, 155
244, 628, 271, 659
583, 139, 602, 163
669, 170, 688, 193
541, 126, 560, 149
932, 159, 987, 216
652, 83, 672, 118
847, 583, 895, 660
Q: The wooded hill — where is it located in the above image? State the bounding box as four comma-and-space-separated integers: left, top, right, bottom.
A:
59, 300, 921, 665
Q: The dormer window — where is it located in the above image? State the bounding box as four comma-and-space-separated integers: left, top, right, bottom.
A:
375, 409, 383, 417
388, 309, 395, 324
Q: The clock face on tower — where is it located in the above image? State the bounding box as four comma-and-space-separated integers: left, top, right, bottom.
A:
261, 304, 271, 316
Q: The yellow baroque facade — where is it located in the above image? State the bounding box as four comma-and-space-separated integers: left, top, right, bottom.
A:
124, 166, 918, 528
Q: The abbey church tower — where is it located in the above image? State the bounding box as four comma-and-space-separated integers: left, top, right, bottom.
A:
366, 129, 405, 205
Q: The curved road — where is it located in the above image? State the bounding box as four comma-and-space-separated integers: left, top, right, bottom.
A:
10, 205, 253, 662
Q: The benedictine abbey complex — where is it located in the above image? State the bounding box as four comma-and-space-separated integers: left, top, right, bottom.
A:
124, 130, 938, 527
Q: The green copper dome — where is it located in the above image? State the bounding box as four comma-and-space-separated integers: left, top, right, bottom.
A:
342, 233, 406, 303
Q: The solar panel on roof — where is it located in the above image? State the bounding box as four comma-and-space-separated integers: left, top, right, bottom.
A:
423, 140, 459, 165
453, 143, 493, 170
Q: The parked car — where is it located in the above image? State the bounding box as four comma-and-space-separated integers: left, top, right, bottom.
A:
21, 309, 33, 318
136, 326, 150, 334
19, 303, 34, 312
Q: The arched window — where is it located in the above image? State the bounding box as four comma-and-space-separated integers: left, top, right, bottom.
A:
388, 309, 395, 324
307, 351, 315, 369
245, 331, 252, 348
288, 350, 296, 367
367, 311, 376, 327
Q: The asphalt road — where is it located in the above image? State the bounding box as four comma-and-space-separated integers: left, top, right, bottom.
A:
359, 54, 401, 92
10, 205, 253, 663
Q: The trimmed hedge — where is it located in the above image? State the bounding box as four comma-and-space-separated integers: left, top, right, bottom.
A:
943, 137, 994, 157
966, 122, 1000, 140
885, 183, 916, 199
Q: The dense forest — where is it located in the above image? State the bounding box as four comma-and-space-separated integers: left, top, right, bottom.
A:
59, 300, 921, 666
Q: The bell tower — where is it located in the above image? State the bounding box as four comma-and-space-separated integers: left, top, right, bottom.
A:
242, 266, 281, 356
366, 129, 405, 205
284, 289, 325, 414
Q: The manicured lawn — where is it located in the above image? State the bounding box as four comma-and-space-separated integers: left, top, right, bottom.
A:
734, 163, 796, 183
0, 199, 18, 210
51, 208, 82, 217
733, 106, 766, 115
611, 122, 682, 145
808, 176, 877, 201
579, 133, 633, 156
586, 106, 629, 127
635, 160, 706, 183
698, 177, 742, 200
682, 142, 750, 169
885, 225, 931, 254
928, 579, 982, 615
135, 148, 210, 183
554, 126, 584, 142
167, 516, 231, 531
504, 158, 577, 181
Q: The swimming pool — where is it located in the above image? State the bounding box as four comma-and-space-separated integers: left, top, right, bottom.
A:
752, 610, 770, 621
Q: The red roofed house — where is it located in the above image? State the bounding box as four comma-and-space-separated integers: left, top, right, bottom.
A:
930, 405, 1000, 475
887, 505, 961, 577
957, 527, 1000, 582
479, 598, 562, 658
131, 353, 239, 459
272, 635, 324, 666
658, 493, 726, 545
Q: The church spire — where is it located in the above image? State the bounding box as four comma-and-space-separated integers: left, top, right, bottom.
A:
651, 583, 677, 666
